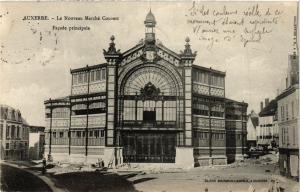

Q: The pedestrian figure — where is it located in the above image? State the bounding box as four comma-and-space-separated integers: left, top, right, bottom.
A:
42, 157, 46, 175
101, 159, 104, 168
97, 158, 104, 168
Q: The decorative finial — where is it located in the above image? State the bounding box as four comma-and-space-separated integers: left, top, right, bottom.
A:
183, 37, 192, 55
185, 37, 190, 43
180, 37, 197, 58
110, 35, 115, 42
103, 35, 121, 55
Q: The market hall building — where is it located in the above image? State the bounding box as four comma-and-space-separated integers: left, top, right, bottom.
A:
44, 11, 248, 167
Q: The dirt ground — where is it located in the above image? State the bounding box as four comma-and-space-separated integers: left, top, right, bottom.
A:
5, 153, 298, 192
122, 154, 299, 192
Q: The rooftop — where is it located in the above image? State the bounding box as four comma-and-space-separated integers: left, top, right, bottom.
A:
144, 10, 156, 27
248, 110, 259, 127
259, 99, 277, 117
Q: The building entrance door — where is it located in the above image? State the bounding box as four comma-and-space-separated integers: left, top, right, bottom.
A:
122, 132, 176, 163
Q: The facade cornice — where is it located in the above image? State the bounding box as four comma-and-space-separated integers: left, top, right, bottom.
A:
121, 42, 144, 57
156, 43, 181, 60
70, 63, 107, 73
192, 65, 226, 76
276, 84, 299, 100
278, 118, 298, 125
44, 96, 70, 105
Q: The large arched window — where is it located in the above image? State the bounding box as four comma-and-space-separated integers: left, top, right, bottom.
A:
118, 65, 183, 129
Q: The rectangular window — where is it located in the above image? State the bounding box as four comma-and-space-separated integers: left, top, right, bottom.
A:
96, 70, 101, 80
92, 71, 96, 82
215, 133, 219, 140
100, 130, 104, 137
286, 104, 288, 120
219, 77, 223, 87
0, 124, 2, 139
220, 78, 224, 87
84, 72, 88, 83
78, 73, 83, 83
76, 131, 81, 138
281, 127, 285, 144
205, 133, 208, 139
102, 69, 106, 80
59, 132, 64, 138
6, 143, 9, 149
16, 127, 19, 138
204, 73, 208, 84
199, 72, 203, 83
73, 74, 77, 85
293, 126, 296, 145
280, 106, 283, 121
292, 101, 294, 119
11, 125, 15, 138
286, 127, 289, 145
198, 132, 202, 139
94, 130, 99, 138
89, 131, 93, 137
53, 132, 57, 138
214, 76, 217, 86
192, 71, 196, 81
282, 106, 285, 121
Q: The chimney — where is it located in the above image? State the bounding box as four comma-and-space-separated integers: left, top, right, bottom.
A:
260, 102, 263, 111
265, 98, 269, 107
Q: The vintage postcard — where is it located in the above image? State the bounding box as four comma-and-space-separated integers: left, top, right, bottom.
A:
0, 1, 299, 192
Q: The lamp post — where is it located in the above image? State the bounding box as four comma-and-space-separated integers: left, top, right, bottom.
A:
48, 98, 53, 162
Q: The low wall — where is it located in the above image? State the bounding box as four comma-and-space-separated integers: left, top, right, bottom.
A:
44, 147, 123, 167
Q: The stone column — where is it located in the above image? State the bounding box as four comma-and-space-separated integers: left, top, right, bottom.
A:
103, 35, 121, 148
176, 37, 197, 168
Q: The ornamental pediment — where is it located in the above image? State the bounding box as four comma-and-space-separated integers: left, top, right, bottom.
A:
120, 41, 181, 67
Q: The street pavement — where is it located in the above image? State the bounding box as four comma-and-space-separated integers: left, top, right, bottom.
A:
0, 153, 298, 192
0, 163, 52, 192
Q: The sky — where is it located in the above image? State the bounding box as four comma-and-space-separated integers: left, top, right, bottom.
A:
0, 1, 298, 126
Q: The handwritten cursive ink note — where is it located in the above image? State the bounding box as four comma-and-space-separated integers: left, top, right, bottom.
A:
186, 2, 283, 49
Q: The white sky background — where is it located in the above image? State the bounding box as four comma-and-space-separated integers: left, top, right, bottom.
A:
0, 2, 297, 126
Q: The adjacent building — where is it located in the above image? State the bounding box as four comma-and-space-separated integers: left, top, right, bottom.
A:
246, 110, 259, 148
257, 99, 279, 148
277, 54, 299, 179
44, 11, 247, 167
29, 126, 45, 160
0, 105, 29, 160
225, 99, 248, 163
